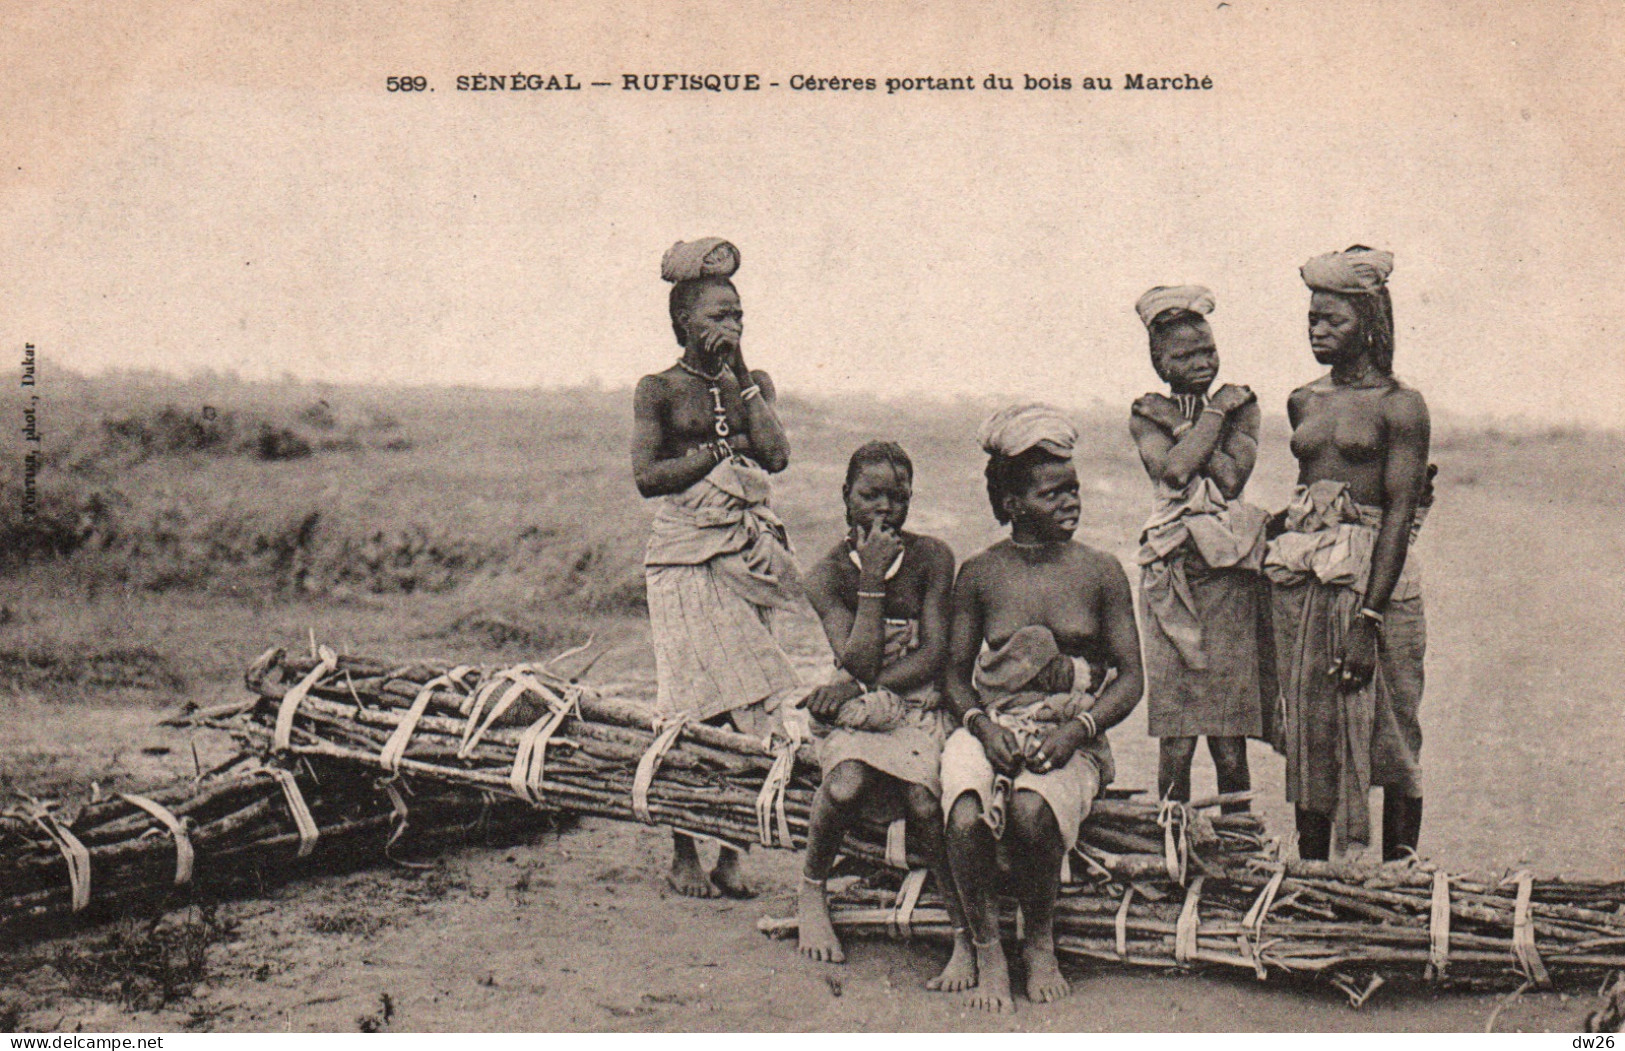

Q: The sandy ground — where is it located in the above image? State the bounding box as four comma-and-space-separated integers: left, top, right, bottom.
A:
2, 402, 1622, 1032
0, 813, 1597, 1034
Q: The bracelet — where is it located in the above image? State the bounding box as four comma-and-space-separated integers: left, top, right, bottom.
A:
1074, 711, 1099, 739
741, 384, 762, 402
1201, 406, 1227, 422
1357, 607, 1385, 624
962, 708, 988, 732
856, 589, 887, 601
1171, 421, 1193, 439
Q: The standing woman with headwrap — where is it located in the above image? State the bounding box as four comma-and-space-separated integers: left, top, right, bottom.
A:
632, 238, 801, 898
1266, 246, 1431, 862
1128, 286, 1270, 812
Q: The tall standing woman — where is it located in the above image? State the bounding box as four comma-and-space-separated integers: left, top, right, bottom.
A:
632, 238, 800, 898
1266, 247, 1430, 862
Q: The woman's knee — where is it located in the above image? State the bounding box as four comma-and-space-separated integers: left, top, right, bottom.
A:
1009, 791, 1062, 848
821, 761, 870, 809
901, 784, 941, 818
1159, 736, 1199, 763
1208, 737, 1250, 776
946, 791, 984, 837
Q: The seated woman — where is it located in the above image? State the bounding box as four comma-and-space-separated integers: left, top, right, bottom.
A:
942, 405, 1145, 1013
1267, 246, 1431, 862
1127, 285, 1271, 812
796, 441, 974, 991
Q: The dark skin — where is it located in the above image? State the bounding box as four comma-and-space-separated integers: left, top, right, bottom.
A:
796, 460, 974, 990
1289, 290, 1430, 690
1127, 317, 1260, 809
1288, 289, 1430, 859
630, 279, 792, 899
943, 458, 1145, 1012
632, 282, 789, 499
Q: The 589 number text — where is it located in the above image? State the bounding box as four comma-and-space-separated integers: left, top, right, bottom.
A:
386, 76, 430, 92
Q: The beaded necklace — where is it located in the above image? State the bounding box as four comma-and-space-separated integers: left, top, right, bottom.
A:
677, 357, 731, 439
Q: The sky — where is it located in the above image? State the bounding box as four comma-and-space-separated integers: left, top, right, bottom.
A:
4, 0, 1622, 426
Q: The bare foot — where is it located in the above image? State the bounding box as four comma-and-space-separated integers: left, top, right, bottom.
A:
709, 847, 756, 899
925, 930, 977, 992
964, 938, 1015, 1014
667, 851, 717, 898
1022, 937, 1071, 1003
797, 878, 845, 963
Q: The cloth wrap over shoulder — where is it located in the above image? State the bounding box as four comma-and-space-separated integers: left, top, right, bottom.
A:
1138, 475, 1269, 669
972, 625, 1115, 785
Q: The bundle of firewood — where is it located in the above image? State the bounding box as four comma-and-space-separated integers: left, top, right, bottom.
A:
216, 645, 1270, 880
0, 642, 1263, 944
0, 756, 554, 944
758, 861, 1625, 993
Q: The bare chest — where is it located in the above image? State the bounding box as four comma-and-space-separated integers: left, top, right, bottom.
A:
1291, 392, 1386, 465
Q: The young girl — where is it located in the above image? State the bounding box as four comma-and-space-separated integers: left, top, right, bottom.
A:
796, 441, 974, 992
1128, 286, 1271, 812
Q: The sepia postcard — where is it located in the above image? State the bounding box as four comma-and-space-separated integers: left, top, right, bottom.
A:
1, 0, 1621, 1037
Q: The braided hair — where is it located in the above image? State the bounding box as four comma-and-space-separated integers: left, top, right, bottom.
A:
843, 440, 913, 494
1338, 244, 1396, 374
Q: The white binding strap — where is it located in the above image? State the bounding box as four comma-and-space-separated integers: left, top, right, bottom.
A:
1239, 866, 1284, 980
1174, 875, 1205, 965
273, 645, 338, 752
18, 807, 91, 912
265, 768, 320, 857
456, 674, 514, 756
1426, 870, 1451, 979
381, 778, 411, 855
884, 819, 909, 869
380, 673, 459, 773
1509, 870, 1551, 988
1157, 798, 1190, 886
509, 688, 578, 806
1114, 884, 1135, 959
632, 715, 688, 824
754, 713, 804, 849
119, 792, 194, 886
754, 748, 796, 848
461, 667, 551, 759
755, 715, 805, 849
378, 778, 433, 869
889, 868, 930, 940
